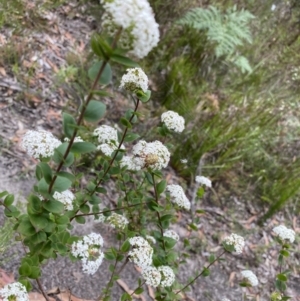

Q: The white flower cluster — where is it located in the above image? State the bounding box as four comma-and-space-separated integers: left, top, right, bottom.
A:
161, 111, 185, 133
223, 233, 245, 254
21, 130, 61, 159
93, 125, 124, 157
71, 233, 104, 275
241, 270, 259, 286
166, 184, 191, 211
141, 266, 161, 287
0, 282, 29, 301
128, 236, 153, 268
128, 237, 176, 287
120, 68, 148, 93
158, 266, 175, 287
164, 230, 179, 242
121, 140, 170, 171
195, 176, 212, 188
100, 0, 160, 59
106, 212, 129, 230
273, 225, 295, 243
53, 190, 75, 210
64, 136, 84, 143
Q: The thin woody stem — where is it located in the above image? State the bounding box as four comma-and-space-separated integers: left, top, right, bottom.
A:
175, 250, 226, 295
48, 28, 123, 194
151, 173, 166, 252
73, 201, 147, 218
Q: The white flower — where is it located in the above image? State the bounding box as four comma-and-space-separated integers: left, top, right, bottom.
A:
223, 233, 245, 254
132, 140, 170, 171
146, 235, 156, 244
95, 214, 106, 223
93, 125, 118, 144
21, 130, 61, 159
221, 298, 231, 301
53, 190, 75, 210
164, 230, 179, 242
158, 266, 175, 287
273, 225, 295, 243
180, 159, 188, 164
142, 266, 161, 287
64, 136, 84, 143
106, 213, 129, 230
241, 270, 259, 286
94, 125, 125, 156
97, 143, 117, 157
100, 0, 160, 59
128, 236, 153, 268
195, 176, 212, 188
0, 282, 29, 301
166, 184, 191, 211
120, 68, 148, 93
81, 253, 104, 275
120, 155, 143, 171
161, 111, 185, 133
129, 236, 150, 248
71, 233, 104, 275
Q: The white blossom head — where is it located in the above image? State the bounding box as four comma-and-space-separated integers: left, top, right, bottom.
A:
161, 111, 185, 133
100, 0, 160, 58
158, 266, 175, 287
97, 143, 116, 157
21, 130, 61, 159
106, 212, 129, 230
180, 158, 188, 164
93, 125, 118, 144
71, 233, 104, 275
0, 282, 29, 301
120, 68, 148, 93
195, 176, 212, 188
272, 225, 295, 243
128, 236, 153, 268
132, 140, 170, 171
164, 230, 179, 242
120, 155, 143, 171
142, 266, 161, 287
166, 184, 191, 210
53, 190, 75, 210
223, 233, 245, 254
241, 270, 259, 286
64, 136, 84, 143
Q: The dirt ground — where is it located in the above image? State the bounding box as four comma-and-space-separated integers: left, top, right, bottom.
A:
0, 1, 299, 301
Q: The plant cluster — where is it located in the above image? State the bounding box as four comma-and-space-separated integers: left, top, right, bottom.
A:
0, 0, 298, 301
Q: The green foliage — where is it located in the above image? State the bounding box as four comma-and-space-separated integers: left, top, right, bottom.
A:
177, 5, 254, 72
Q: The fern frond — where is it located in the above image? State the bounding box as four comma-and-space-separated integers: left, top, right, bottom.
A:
177, 5, 255, 58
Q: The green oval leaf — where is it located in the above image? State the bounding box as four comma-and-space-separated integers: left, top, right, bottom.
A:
43, 200, 65, 214
110, 53, 139, 67
53, 143, 74, 167
75, 216, 86, 224
52, 176, 72, 193
63, 113, 77, 139
4, 194, 14, 206
277, 273, 288, 282
19, 263, 32, 277
70, 142, 97, 154
38, 162, 53, 184
83, 100, 106, 122
88, 61, 112, 85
